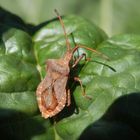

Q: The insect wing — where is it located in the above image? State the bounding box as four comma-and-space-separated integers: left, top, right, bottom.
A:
46, 76, 68, 117
54, 76, 68, 101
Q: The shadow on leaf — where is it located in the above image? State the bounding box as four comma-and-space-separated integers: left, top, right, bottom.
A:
79, 92, 140, 140
0, 7, 34, 35
0, 108, 48, 140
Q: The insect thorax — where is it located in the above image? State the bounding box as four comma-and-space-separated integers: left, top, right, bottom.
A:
47, 59, 70, 76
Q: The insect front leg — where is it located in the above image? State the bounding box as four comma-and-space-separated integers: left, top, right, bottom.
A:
74, 77, 92, 100
72, 53, 90, 68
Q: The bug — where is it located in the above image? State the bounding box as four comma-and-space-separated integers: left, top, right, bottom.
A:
36, 9, 109, 119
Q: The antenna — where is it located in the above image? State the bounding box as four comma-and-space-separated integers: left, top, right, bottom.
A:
54, 9, 70, 51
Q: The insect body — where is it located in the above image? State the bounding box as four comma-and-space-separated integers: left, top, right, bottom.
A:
36, 10, 108, 119
36, 56, 71, 118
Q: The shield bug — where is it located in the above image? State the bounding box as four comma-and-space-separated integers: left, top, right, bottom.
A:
36, 9, 109, 119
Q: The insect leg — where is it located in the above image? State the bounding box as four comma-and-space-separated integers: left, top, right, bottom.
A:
74, 77, 92, 100
72, 53, 90, 68
72, 45, 109, 60
66, 89, 71, 106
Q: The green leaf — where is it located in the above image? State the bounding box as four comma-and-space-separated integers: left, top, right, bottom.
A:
0, 28, 50, 140
33, 15, 140, 139
34, 25, 140, 139
0, 28, 40, 115
1, 11, 140, 140
55, 34, 140, 139
33, 15, 107, 140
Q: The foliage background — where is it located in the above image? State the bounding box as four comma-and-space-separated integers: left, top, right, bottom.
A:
0, 0, 140, 36
1, 0, 140, 140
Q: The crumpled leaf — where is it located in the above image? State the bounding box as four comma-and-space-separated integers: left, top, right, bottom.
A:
33, 15, 108, 139
0, 28, 45, 139
1, 11, 140, 140
0, 28, 40, 115
0, 14, 107, 140
34, 15, 140, 140
55, 34, 140, 139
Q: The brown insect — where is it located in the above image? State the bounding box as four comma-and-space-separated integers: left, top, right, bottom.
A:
36, 9, 108, 119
